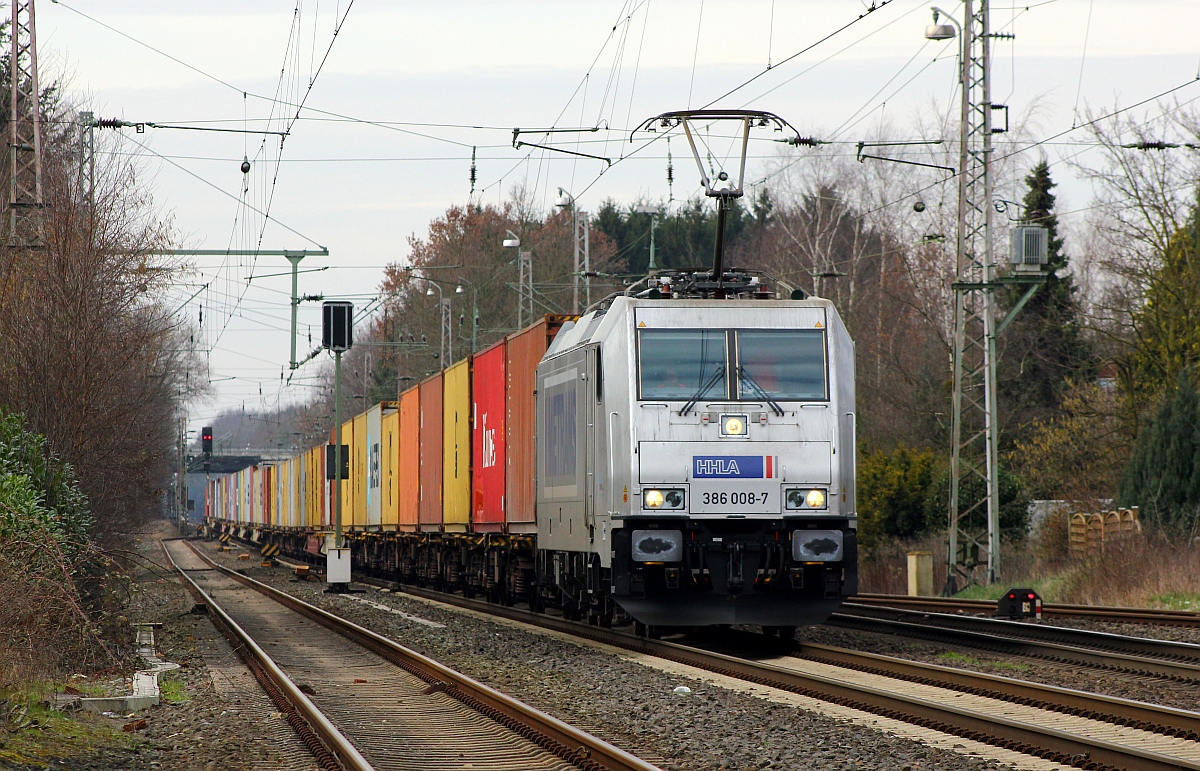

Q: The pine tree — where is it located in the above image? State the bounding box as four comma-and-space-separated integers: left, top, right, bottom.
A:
997, 161, 1095, 436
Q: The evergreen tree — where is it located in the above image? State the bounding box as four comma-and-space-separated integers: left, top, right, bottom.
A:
592, 198, 747, 275
1118, 368, 1200, 532
997, 161, 1095, 436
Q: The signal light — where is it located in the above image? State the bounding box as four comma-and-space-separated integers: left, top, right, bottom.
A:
202, 426, 213, 456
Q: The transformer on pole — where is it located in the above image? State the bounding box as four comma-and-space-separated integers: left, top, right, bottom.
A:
7, 0, 44, 248
944, 0, 1010, 592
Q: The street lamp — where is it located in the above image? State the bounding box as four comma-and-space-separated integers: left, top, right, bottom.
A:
556, 188, 590, 312
455, 279, 478, 352
422, 280, 452, 365
503, 230, 533, 328
925, 8, 959, 40
634, 204, 661, 272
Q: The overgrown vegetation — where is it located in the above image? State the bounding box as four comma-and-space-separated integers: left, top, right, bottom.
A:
0, 29, 190, 690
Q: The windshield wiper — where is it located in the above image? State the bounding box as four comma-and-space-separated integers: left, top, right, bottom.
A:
737, 366, 785, 416
680, 365, 726, 416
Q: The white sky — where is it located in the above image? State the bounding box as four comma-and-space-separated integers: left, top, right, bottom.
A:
38, 1, 1200, 441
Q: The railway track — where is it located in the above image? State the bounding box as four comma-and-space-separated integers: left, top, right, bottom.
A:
831, 603, 1200, 682
374, 583, 1200, 770
852, 594, 1200, 628
162, 540, 660, 771
222, 544, 1200, 771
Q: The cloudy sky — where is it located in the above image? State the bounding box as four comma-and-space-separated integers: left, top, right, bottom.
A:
38, 1, 1200, 441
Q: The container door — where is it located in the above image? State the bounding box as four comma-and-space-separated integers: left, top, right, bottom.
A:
419, 375, 443, 528
442, 360, 471, 531
472, 342, 506, 527
506, 319, 549, 525
366, 404, 383, 528
399, 388, 420, 529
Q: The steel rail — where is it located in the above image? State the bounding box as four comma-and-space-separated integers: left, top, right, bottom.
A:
180, 541, 660, 771
838, 603, 1200, 663
827, 611, 1200, 682
792, 639, 1200, 741
852, 594, 1200, 627
161, 541, 374, 771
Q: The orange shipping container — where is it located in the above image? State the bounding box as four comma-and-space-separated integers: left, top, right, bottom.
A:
506, 316, 572, 528
398, 387, 420, 530
418, 374, 443, 530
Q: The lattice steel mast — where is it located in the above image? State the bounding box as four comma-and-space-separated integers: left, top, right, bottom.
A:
946, 0, 1001, 591
7, 0, 44, 247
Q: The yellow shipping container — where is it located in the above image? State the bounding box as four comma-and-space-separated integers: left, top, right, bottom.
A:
442, 358, 471, 531
352, 412, 368, 529
337, 418, 354, 529
307, 444, 324, 529
382, 408, 399, 528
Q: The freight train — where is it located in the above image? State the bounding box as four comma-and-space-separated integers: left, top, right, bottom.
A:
205, 272, 857, 635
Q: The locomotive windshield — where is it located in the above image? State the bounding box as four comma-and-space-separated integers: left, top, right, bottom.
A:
638, 328, 826, 401
736, 330, 826, 400
638, 329, 726, 400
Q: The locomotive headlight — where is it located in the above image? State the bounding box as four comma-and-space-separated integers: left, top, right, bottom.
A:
642, 488, 685, 510
785, 488, 828, 510
720, 414, 749, 436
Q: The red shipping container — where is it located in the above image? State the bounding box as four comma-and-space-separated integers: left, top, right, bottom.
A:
472, 340, 506, 530
398, 387, 420, 530
418, 373, 443, 530
505, 316, 573, 529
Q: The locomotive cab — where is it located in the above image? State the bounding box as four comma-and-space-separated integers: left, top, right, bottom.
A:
535, 292, 857, 628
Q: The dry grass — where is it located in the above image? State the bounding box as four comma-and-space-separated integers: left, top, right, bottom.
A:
0, 537, 124, 689
858, 522, 1200, 608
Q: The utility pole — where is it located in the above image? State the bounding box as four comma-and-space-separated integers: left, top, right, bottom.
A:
557, 188, 591, 313
939, 0, 1011, 591
7, 0, 44, 248
78, 111, 95, 211
130, 248, 329, 368
177, 416, 187, 535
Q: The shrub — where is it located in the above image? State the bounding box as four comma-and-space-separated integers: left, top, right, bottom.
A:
857, 445, 937, 550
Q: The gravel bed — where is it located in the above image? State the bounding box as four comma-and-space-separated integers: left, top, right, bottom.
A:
205, 546, 1020, 771
798, 624, 1200, 712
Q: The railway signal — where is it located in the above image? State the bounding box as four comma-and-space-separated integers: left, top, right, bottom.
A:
323, 300, 354, 592
201, 426, 213, 456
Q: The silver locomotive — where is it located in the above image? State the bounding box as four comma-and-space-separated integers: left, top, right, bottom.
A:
534, 277, 857, 631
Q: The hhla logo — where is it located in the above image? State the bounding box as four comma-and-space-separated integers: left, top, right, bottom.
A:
696, 458, 741, 475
